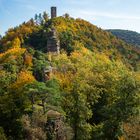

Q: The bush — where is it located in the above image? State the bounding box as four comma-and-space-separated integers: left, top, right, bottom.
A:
0, 127, 7, 140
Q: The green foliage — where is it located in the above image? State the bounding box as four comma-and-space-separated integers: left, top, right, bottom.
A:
0, 11, 140, 140
1, 14, 140, 68
108, 29, 140, 48
122, 116, 140, 139
0, 127, 7, 140
33, 50, 49, 81
0, 20, 38, 52
52, 48, 140, 139
45, 79, 62, 108
0, 91, 28, 139
21, 111, 47, 140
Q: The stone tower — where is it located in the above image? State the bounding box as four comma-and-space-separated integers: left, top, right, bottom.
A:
51, 7, 57, 18
46, 7, 60, 54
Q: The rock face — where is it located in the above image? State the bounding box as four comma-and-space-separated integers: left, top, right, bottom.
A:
46, 110, 66, 140
47, 27, 60, 54
0, 65, 3, 70
46, 7, 60, 54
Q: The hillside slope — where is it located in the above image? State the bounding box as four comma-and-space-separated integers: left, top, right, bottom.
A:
52, 17, 140, 69
0, 16, 140, 69
107, 29, 140, 48
0, 13, 140, 140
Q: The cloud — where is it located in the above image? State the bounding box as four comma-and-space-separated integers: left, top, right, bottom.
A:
66, 0, 123, 6
97, 12, 139, 20
68, 8, 140, 33
72, 10, 140, 21
12, 0, 36, 11
22, 5, 36, 11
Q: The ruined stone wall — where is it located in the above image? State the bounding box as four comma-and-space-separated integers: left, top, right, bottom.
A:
47, 27, 60, 54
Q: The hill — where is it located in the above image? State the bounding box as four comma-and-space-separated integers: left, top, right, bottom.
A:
1, 15, 140, 69
0, 13, 140, 140
107, 29, 140, 48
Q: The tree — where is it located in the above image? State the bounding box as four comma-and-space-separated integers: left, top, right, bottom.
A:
43, 12, 49, 23
0, 127, 7, 140
90, 57, 140, 139
33, 51, 49, 81
24, 79, 62, 114
52, 48, 95, 140
53, 47, 140, 140
11, 37, 21, 48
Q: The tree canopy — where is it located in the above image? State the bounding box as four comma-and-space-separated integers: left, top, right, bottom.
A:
0, 12, 139, 140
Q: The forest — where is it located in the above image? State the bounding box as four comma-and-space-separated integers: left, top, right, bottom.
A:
107, 29, 140, 48
0, 12, 140, 140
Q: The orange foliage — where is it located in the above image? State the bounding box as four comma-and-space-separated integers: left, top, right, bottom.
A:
11, 70, 35, 89
24, 53, 33, 67
54, 71, 73, 91
0, 47, 26, 58
118, 136, 125, 140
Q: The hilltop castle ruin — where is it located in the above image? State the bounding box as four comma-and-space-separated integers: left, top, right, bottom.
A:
46, 7, 60, 54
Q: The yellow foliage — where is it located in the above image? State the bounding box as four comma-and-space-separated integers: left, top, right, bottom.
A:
53, 17, 77, 33
0, 70, 8, 81
0, 47, 26, 59
134, 72, 140, 82
11, 37, 21, 48
11, 70, 35, 89
118, 136, 125, 140
24, 53, 33, 67
95, 53, 111, 64
71, 51, 82, 61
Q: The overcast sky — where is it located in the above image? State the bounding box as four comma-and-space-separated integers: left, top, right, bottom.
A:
0, 0, 140, 35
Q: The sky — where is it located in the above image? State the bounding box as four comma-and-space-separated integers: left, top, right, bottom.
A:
0, 0, 140, 36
